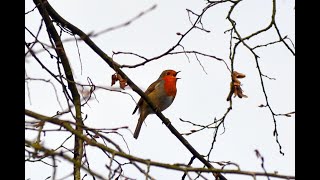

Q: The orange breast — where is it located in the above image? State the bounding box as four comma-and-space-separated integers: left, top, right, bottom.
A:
163, 77, 177, 97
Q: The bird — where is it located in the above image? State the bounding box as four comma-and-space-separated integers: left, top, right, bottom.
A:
132, 69, 180, 139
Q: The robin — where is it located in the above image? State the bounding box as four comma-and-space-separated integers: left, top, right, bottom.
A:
132, 69, 180, 139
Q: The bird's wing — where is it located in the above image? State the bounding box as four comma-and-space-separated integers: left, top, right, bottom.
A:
132, 80, 160, 114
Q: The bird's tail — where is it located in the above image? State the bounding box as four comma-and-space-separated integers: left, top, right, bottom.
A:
133, 114, 147, 139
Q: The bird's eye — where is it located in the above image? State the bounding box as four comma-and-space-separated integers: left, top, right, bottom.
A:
166, 72, 171, 75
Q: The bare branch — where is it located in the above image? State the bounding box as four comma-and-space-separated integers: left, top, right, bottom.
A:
91, 4, 157, 37
33, 1, 84, 179
225, 0, 295, 155
25, 110, 295, 179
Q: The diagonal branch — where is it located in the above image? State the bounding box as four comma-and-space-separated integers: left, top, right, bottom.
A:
40, 1, 228, 179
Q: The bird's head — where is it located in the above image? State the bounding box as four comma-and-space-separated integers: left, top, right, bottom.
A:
159, 69, 180, 80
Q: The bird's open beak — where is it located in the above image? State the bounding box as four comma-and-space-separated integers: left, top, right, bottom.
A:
175, 71, 181, 79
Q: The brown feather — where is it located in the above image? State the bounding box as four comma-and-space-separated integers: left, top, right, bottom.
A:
132, 79, 161, 114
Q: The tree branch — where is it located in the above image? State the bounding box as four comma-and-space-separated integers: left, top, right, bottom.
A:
25, 109, 295, 179
33, 0, 84, 179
